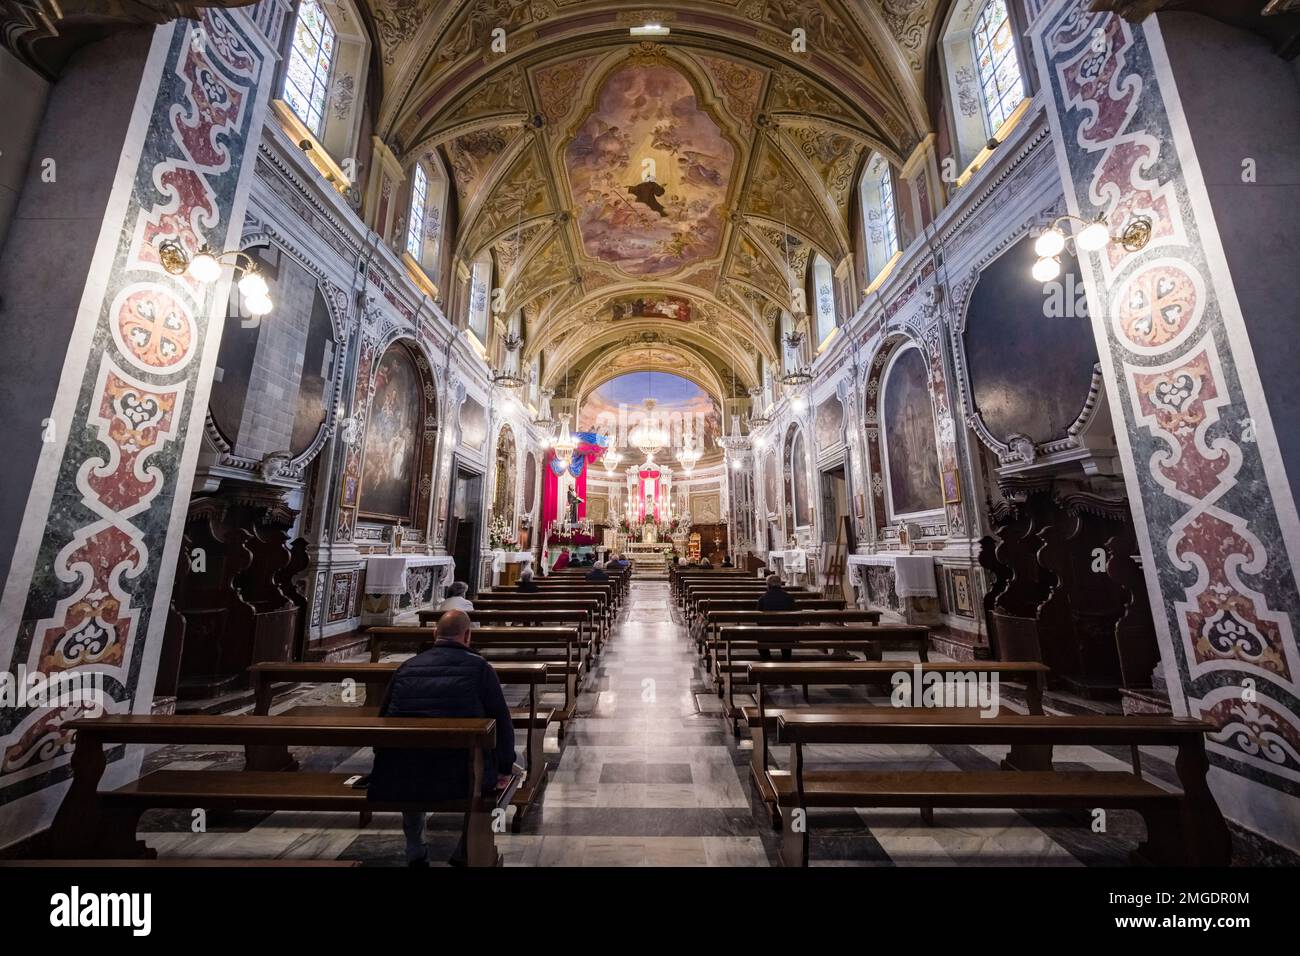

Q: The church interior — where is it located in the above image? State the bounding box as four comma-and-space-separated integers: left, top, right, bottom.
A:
0, 0, 1298, 890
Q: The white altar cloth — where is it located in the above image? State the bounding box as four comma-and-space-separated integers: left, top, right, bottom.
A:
848, 553, 937, 597
774, 549, 807, 574
490, 550, 534, 573
364, 555, 445, 594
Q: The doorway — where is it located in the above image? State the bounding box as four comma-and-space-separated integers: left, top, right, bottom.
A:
449, 458, 484, 596
820, 464, 850, 599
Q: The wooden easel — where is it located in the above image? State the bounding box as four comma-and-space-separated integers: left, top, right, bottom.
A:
821, 519, 848, 600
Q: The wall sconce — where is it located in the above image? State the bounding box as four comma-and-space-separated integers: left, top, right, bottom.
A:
1032, 214, 1152, 282
158, 239, 274, 317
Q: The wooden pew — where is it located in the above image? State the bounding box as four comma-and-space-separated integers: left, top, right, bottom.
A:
700, 609, 886, 664
771, 711, 1231, 867
743, 660, 1051, 812
418, 607, 599, 660
246, 660, 551, 830
682, 586, 820, 629
549, 567, 629, 602
50, 714, 513, 866
717, 625, 932, 715
689, 594, 836, 632
369, 625, 583, 729
479, 591, 612, 641
518, 577, 623, 610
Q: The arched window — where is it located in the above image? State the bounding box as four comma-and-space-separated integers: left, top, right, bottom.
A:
812, 255, 837, 347
277, 0, 369, 168
467, 252, 492, 345
860, 153, 900, 283
971, 0, 1025, 136
941, 0, 1029, 169
405, 164, 429, 260
284, 0, 335, 137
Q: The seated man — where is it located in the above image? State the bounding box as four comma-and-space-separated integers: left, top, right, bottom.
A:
440, 581, 473, 611
517, 568, 539, 592
586, 559, 609, 582
697, 555, 712, 568
552, 549, 571, 571
722, 554, 734, 568
369, 610, 519, 866
756, 574, 795, 661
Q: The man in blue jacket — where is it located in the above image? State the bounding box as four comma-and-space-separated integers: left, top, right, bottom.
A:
369, 610, 518, 866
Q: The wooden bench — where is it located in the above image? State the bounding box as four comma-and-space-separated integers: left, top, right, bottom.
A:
368, 625, 583, 729
716, 624, 930, 708
743, 660, 1051, 812
49, 715, 515, 866
478, 591, 612, 641
418, 608, 598, 661
247, 660, 552, 830
700, 609, 887, 664
690, 595, 841, 632
770, 711, 1231, 867
511, 579, 622, 610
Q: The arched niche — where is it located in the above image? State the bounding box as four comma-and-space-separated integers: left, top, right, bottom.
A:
357, 339, 437, 534
783, 422, 813, 535
493, 423, 518, 527
878, 343, 944, 523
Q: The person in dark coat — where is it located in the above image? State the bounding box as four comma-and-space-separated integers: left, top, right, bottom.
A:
369, 610, 519, 866
756, 574, 795, 660
586, 560, 609, 582
517, 568, 540, 592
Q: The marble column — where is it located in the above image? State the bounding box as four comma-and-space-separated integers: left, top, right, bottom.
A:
0, 12, 276, 848
1031, 0, 1300, 851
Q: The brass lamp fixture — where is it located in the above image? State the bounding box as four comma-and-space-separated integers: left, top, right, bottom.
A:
1031, 213, 1152, 282
779, 327, 813, 387
491, 331, 527, 389
158, 239, 273, 316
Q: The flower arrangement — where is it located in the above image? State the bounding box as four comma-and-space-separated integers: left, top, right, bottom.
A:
489, 513, 518, 550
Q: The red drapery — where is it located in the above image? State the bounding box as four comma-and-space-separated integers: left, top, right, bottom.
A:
638, 468, 661, 522
544, 444, 606, 529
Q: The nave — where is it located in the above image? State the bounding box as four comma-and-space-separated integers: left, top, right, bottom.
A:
119, 576, 1201, 867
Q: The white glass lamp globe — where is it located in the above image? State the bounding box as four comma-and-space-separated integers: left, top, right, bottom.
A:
1034, 228, 1065, 258
1032, 256, 1061, 282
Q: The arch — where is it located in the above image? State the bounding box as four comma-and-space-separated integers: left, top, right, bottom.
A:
493, 422, 519, 528
783, 421, 813, 535
878, 342, 944, 523
357, 338, 438, 536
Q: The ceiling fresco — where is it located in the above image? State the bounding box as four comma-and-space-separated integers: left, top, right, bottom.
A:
356, 0, 952, 401
566, 62, 736, 277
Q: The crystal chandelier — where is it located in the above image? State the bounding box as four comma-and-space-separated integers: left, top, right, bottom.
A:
678, 442, 700, 476
604, 450, 622, 476
629, 398, 669, 457
533, 387, 557, 441
552, 413, 577, 457
779, 328, 813, 386
747, 385, 771, 427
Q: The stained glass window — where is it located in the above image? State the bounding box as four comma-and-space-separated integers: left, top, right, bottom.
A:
284, 0, 335, 137
813, 255, 836, 344
406, 164, 428, 259
972, 0, 1025, 135
879, 167, 899, 261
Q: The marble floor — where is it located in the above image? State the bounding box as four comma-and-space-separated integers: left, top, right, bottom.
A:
135, 579, 1189, 866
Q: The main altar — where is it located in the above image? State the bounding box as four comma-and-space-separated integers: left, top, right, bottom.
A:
613, 459, 689, 572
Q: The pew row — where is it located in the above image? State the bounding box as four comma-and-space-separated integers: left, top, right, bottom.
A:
50, 715, 517, 866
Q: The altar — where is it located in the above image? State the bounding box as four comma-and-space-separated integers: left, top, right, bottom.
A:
767, 548, 809, 586
847, 553, 941, 625
361, 554, 454, 625
486, 549, 534, 587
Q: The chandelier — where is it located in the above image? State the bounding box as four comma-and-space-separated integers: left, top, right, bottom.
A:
779, 328, 813, 387
678, 442, 700, 476
552, 413, 577, 457
629, 398, 669, 457
491, 332, 527, 389
747, 385, 772, 427
604, 449, 622, 476
533, 386, 557, 441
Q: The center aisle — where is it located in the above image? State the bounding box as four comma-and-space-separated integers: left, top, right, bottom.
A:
510, 578, 776, 865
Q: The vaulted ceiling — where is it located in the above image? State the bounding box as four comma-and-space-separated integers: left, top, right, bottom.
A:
360, 0, 951, 398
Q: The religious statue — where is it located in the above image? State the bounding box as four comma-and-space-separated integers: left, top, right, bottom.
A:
566, 488, 583, 525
